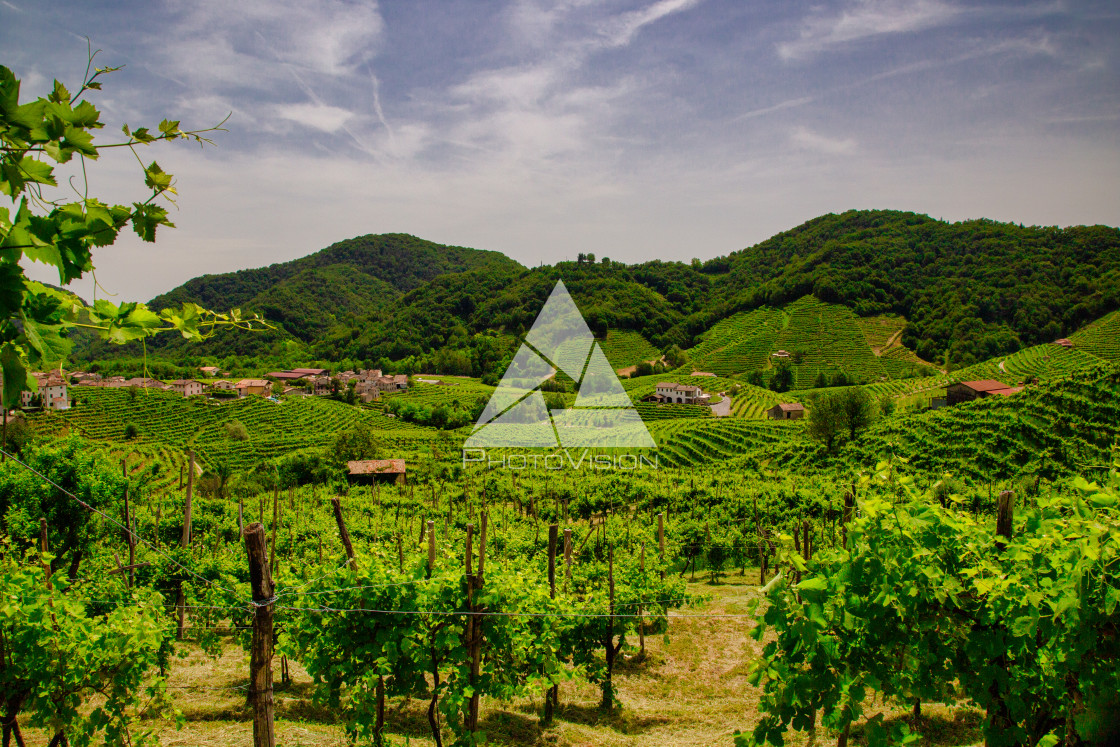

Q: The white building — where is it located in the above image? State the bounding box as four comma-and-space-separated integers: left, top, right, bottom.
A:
169, 379, 205, 397
653, 383, 709, 405
22, 373, 70, 410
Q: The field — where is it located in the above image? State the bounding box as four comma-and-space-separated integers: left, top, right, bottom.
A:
1070, 309, 1120, 362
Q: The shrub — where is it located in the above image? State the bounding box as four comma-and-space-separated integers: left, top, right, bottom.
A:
123, 423, 139, 440
225, 421, 249, 441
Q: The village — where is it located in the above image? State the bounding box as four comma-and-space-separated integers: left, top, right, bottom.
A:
16, 366, 410, 412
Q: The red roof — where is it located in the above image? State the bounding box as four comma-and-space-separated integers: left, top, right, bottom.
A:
347, 459, 406, 475
988, 387, 1023, 397
291, 368, 328, 375
957, 379, 1010, 393
268, 371, 306, 380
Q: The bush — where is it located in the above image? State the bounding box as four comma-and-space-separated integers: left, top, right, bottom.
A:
225, 421, 249, 441
123, 423, 139, 440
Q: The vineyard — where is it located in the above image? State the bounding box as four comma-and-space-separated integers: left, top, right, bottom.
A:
55, 387, 438, 473
1070, 309, 1120, 362
599, 329, 661, 371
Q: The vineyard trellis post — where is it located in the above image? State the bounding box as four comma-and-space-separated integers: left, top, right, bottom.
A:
638, 542, 646, 657
244, 523, 276, 747
563, 528, 572, 591
176, 452, 194, 641
331, 496, 357, 569
427, 520, 436, 576
658, 512, 665, 581
986, 490, 1015, 744
544, 523, 559, 724
465, 514, 488, 735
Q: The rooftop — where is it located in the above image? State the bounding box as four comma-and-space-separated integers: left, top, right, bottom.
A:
347, 459, 407, 475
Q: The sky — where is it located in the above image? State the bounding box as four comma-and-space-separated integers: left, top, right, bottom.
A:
3, 0, 1119, 302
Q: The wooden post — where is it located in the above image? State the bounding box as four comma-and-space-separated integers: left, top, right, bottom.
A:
841, 489, 854, 549
427, 520, 436, 575
464, 523, 475, 735
39, 518, 50, 580
243, 523, 276, 747
657, 512, 666, 581
563, 528, 572, 591
269, 486, 279, 575
176, 461, 193, 640
466, 514, 488, 735
545, 524, 559, 723
122, 485, 136, 589
986, 491, 1015, 744
331, 496, 357, 569
602, 546, 619, 711
638, 542, 646, 657
181, 450, 194, 547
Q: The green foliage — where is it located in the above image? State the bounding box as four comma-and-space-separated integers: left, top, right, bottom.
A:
0, 60, 264, 406
0, 555, 173, 745
746, 461, 1120, 746
225, 420, 248, 441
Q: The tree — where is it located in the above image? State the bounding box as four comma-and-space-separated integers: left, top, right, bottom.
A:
0, 58, 266, 411
586, 252, 595, 264
807, 393, 842, 451
838, 387, 876, 440
770, 363, 793, 393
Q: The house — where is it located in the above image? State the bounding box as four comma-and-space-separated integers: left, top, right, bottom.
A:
653, 383, 709, 405
771, 350, 791, 359
210, 380, 237, 391
22, 373, 70, 411
1054, 339, 1074, 349
347, 459, 406, 486
126, 377, 167, 389
946, 379, 1022, 406
371, 374, 409, 392
198, 366, 221, 377
290, 367, 328, 376
354, 380, 381, 403
235, 379, 272, 397
690, 371, 716, 377
768, 402, 805, 420
169, 379, 205, 397
103, 376, 129, 388
267, 371, 307, 381
308, 375, 332, 396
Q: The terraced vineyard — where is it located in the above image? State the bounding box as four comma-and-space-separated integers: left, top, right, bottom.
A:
600, 329, 661, 370
54, 387, 436, 472
685, 307, 786, 376
647, 417, 808, 468
383, 378, 493, 409
633, 402, 712, 421
623, 373, 738, 402
999, 344, 1109, 382
1071, 309, 1120, 362
855, 314, 906, 351
861, 367, 1120, 481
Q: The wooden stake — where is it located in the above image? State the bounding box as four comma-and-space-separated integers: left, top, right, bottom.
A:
427, 520, 436, 575
658, 512, 666, 581
545, 524, 559, 723
269, 486, 279, 576
243, 523, 276, 747
987, 491, 1015, 742
331, 496, 357, 570
466, 514, 488, 734
638, 542, 646, 657
563, 528, 572, 591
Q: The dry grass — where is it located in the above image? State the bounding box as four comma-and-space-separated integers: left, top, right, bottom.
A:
17, 573, 983, 746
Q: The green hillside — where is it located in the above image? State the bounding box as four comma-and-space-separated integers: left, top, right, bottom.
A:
701, 210, 1120, 367
1071, 309, 1120, 362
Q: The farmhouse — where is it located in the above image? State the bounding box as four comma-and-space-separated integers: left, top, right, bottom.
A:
268, 371, 307, 381
371, 374, 409, 392
235, 379, 271, 397
771, 350, 791, 359
946, 379, 1023, 406
22, 372, 70, 411
354, 380, 382, 403
169, 379, 205, 397
768, 402, 805, 420
198, 366, 221, 377
653, 383, 709, 405
347, 459, 407, 486
307, 375, 332, 396
1054, 338, 1074, 349
209, 380, 237, 391
290, 367, 328, 376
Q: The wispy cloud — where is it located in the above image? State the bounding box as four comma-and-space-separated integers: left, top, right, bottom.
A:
277, 102, 354, 133
789, 126, 857, 155
778, 0, 961, 61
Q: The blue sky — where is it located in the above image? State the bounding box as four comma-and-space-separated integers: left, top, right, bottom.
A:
3, 0, 1118, 302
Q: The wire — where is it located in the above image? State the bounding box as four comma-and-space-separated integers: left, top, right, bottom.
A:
0, 446, 254, 606
272, 606, 757, 620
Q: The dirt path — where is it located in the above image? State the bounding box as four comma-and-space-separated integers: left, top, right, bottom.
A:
709, 394, 731, 417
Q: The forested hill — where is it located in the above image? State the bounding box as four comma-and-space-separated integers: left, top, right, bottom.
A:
77, 212, 1120, 373
699, 210, 1120, 366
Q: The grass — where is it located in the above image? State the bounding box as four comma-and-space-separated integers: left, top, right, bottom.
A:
15, 575, 983, 746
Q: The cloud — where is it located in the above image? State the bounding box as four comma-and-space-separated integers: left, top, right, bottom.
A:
158, 0, 384, 86
778, 0, 961, 61
277, 102, 355, 132
789, 126, 857, 154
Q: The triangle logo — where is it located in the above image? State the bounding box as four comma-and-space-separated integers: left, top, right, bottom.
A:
465, 280, 655, 449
